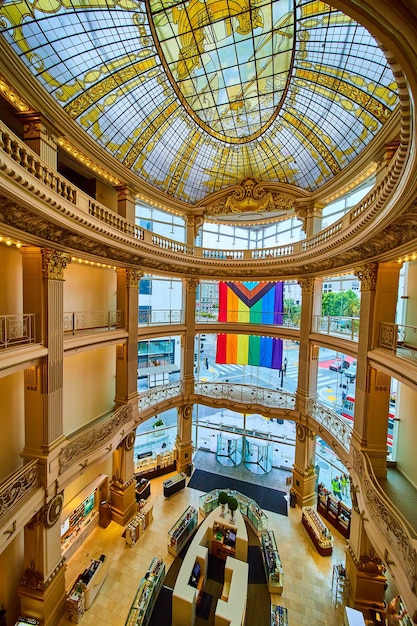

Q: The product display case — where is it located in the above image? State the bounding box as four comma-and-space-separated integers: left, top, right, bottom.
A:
168, 506, 198, 556
261, 531, 284, 594
66, 582, 85, 623
125, 557, 165, 626
302, 506, 333, 556
198, 489, 268, 535
271, 603, 288, 626
317, 494, 351, 539
124, 503, 153, 547
163, 472, 186, 497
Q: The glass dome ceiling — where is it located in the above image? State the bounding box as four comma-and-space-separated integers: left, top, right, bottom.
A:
0, 0, 398, 204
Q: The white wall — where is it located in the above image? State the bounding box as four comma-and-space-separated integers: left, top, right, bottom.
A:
63, 346, 116, 433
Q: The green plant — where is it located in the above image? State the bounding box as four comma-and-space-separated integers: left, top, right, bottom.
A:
218, 491, 229, 506
153, 418, 164, 428
227, 496, 238, 513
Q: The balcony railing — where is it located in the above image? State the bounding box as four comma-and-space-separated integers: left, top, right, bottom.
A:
0, 314, 36, 350
313, 315, 359, 341
138, 309, 184, 325
379, 322, 417, 363
63, 310, 123, 334
196, 310, 300, 327
0, 460, 39, 524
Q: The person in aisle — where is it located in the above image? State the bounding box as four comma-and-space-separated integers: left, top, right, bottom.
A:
341, 474, 349, 498
332, 476, 342, 500
386, 595, 408, 625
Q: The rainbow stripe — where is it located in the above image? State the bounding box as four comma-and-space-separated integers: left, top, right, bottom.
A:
216, 282, 283, 369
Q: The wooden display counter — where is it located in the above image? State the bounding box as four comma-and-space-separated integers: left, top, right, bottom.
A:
302, 506, 333, 556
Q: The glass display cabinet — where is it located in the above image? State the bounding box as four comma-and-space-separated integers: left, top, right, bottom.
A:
167, 506, 198, 556
198, 489, 268, 535
271, 603, 288, 626
125, 557, 165, 626
261, 531, 284, 594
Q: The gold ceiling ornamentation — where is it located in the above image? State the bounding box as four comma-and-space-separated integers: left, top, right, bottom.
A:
205, 178, 295, 219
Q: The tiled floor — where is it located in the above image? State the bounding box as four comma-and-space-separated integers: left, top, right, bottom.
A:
59, 456, 349, 626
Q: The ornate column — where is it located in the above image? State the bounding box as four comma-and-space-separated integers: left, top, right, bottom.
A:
21, 248, 71, 482
292, 277, 321, 506
345, 480, 387, 612
296, 200, 324, 238
292, 424, 317, 507
18, 112, 58, 169
352, 262, 400, 477
186, 214, 205, 247
109, 431, 137, 526
116, 185, 136, 222
183, 278, 199, 395
115, 268, 142, 407
18, 494, 67, 626
175, 404, 194, 473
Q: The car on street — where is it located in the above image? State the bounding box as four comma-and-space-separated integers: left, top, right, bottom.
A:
344, 361, 357, 381
329, 358, 344, 372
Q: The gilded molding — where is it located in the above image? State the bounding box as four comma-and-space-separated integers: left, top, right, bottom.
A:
126, 268, 144, 288
354, 263, 378, 291
41, 248, 72, 280
298, 277, 314, 295
205, 178, 295, 219
186, 278, 199, 292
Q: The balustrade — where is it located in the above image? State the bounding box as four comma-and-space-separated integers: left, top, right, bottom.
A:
63, 310, 123, 334
0, 314, 36, 350
0, 460, 39, 523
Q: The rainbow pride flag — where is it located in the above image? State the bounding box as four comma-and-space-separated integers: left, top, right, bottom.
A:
216, 282, 283, 369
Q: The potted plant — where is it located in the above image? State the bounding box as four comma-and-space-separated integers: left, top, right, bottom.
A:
218, 491, 229, 518
228, 496, 239, 524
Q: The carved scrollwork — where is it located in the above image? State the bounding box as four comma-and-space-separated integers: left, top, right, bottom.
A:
126, 269, 144, 288
354, 263, 378, 291
124, 431, 136, 450
44, 492, 64, 528
296, 423, 306, 441
181, 404, 193, 420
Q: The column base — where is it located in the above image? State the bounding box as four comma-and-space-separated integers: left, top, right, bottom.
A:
18, 559, 66, 626
291, 465, 317, 507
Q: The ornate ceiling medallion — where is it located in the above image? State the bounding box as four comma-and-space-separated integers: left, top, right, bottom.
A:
149, 0, 295, 142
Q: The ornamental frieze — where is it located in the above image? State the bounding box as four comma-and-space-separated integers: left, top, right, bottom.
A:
58, 403, 133, 474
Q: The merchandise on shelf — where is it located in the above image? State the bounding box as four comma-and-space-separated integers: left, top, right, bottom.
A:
302, 506, 333, 556
271, 603, 288, 626
167, 506, 198, 556
125, 557, 165, 626
261, 531, 284, 594
124, 504, 153, 547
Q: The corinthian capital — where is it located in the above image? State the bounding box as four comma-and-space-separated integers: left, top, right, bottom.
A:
354, 263, 378, 291
126, 269, 144, 288
41, 248, 72, 280
298, 277, 314, 295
